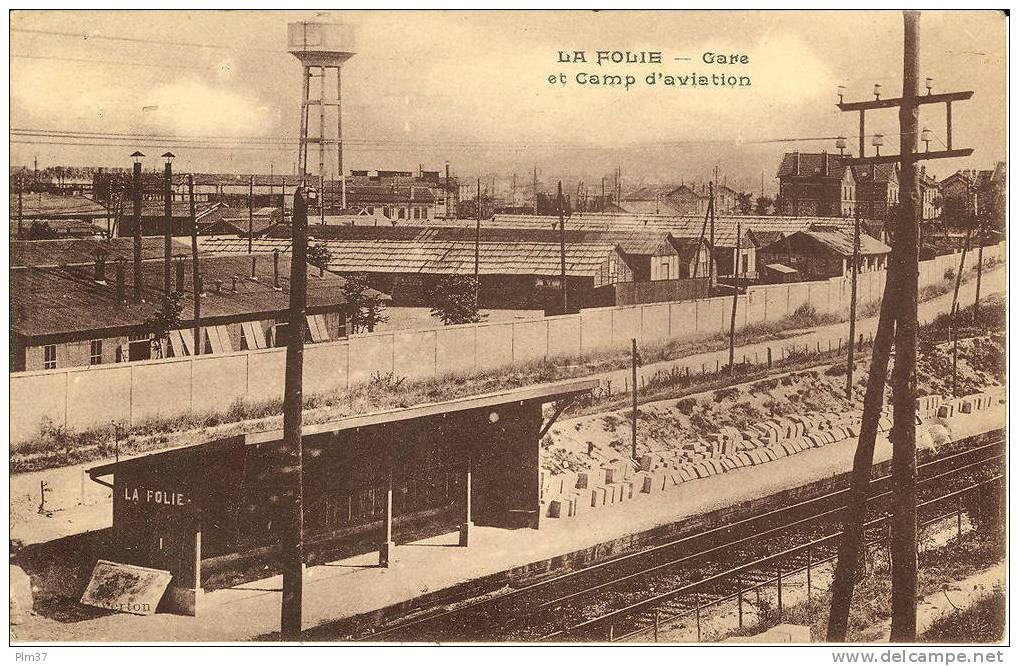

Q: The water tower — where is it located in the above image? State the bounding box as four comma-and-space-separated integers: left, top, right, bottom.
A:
287, 19, 356, 186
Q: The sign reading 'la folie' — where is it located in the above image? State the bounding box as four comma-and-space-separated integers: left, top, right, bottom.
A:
123, 487, 191, 508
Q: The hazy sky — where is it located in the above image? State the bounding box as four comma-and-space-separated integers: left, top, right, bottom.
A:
10, 10, 1007, 194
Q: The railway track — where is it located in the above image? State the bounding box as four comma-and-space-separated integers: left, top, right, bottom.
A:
322, 436, 1003, 642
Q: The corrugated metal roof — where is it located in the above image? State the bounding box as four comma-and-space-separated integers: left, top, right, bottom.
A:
797, 227, 890, 256
200, 237, 617, 277
11, 254, 361, 339
13, 237, 197, 268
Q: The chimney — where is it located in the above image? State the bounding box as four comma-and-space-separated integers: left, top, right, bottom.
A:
231, 275, 238, 292
795, 152, 800, 176
823, 151, 828, 176
250, 255, 257, 280
198, 275, 206, 297
175, 257, 185, 292
93, 254, 107, 284
273, 248, 280, 289
213, 279, 223, 294
116, 259, 125, 301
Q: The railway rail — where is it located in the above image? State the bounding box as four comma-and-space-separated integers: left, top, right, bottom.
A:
324, 436, 1003, 643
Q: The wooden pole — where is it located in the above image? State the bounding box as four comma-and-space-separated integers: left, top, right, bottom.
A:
248, 175, 254, 254
132, 159, 142, 303
847, 202, 861, 400
708, 181, 716, 288
187, 176, 201, 356
889, 10, 921, 642
558, 180, 567, 313
827, 208, 905, 642
475, 177, 481, 304
631, 338, 638, 460
163, 158, 173, 297
728, 219, 741, 375
279, 186, 309, 641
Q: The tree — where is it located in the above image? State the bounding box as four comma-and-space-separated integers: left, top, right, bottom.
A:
342, 272, 388, 334
306, 242, 332, 271
754, 195, 773, 216
736, 192, 753, 215
145, 291, 185, 358
771, 194, 787, 216
430, 275, 485, 325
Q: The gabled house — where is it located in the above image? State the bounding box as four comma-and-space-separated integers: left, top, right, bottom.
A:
851, 163, 899, 220
756, 225, 890, 281
776, 152, 856, 218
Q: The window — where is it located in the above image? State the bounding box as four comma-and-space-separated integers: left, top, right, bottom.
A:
398, 208, 406, 219
413, 207, 420, 219
89, 339, 103, 365
128, 333, 151, 362
43, 344, 57, 370
660, 260, 670, 280
608, 258, 617, 281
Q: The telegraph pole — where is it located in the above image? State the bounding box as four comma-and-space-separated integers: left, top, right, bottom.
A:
188, 174, 201, 356
558, 180, 567, 313
162, 153, 175, 297
475, 177, 481, 304
708, 182, 716, 289
846, 199, 861, 400
248, 175, 254, 254
973, 218, 984, 321
16, 176, 22, 239
727, 219, 741, 375
827, 10, 974, 642
533, 166, 538, 215
280, 185, 309, 642
631, 338, 639, 460
131, 152, 144, 303
320, 174, 326, 225
887, 13, 922, 640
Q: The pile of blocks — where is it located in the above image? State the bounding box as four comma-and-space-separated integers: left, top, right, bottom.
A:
937, 390, 1002, 418
541, 386, 1003, 521
542, 409, 867, 521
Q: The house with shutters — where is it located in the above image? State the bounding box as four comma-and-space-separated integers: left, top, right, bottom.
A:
10, 239, 376, 372
776, 152, 856, 218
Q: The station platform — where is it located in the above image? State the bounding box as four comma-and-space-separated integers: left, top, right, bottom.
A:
13, 404, 1003, 643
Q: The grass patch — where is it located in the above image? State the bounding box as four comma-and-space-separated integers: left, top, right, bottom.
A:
921, 587, 1005, 643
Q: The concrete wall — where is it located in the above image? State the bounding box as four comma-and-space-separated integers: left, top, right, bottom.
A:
10, 244, 1003, 444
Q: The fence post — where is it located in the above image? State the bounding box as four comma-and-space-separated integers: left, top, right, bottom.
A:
654, 610, 660, 642
806, 544, 812, 602
695, 592, 702, 642
608, 623, 614, 642
767, 347, 773, 367
776, 566, 783, 620
957, 494, 964, 542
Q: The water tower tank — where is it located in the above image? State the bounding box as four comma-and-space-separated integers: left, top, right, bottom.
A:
287, 21, 356, 67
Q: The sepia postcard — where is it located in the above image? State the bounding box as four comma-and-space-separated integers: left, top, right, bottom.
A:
7, 7, 1009, 657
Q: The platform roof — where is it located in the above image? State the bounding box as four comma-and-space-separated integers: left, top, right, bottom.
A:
88, 377, 599, 476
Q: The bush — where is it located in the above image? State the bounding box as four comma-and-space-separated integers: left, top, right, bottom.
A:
676, 398, 697, 415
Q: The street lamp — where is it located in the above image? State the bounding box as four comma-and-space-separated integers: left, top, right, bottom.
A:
131, 151, 145, 166
872, 133, 884, 156
836, 136, 847, 156
925, 77, 933, 95
837, 85, 847, 104
873, 83, 882, 100
921, 127, 933, 152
